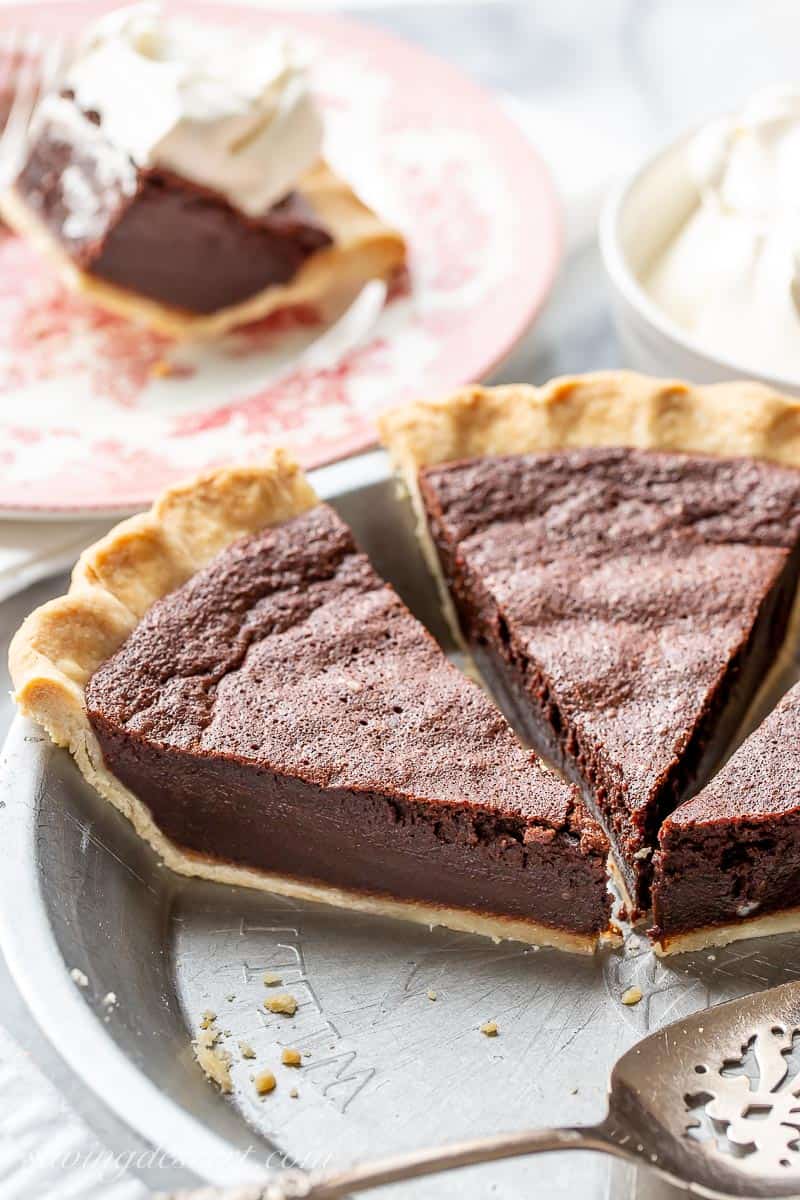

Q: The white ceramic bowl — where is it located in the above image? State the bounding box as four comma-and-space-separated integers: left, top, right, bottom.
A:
599, 127, 800, 397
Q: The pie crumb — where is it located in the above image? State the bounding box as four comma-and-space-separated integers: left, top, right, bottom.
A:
239, 1040, 256, 1060
427, 990, 437, 1001
621, 986, 643, 1006
199, 1009, 217, 1029
193, 1034, 232, 1094
289, 1087, 299, 1099
480, 1021, 499, 1037
255, 1070, 276, 1096
70, 968, 89, 988
263, 971, 283, 987
281, 1048, 302, 1067
265, 993, 298, 1016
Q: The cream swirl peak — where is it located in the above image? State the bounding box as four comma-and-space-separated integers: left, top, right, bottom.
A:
645, 85, 800, 379
64, 3, 324, 217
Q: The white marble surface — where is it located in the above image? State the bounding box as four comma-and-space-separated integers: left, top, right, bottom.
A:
2, 1, 799, 1196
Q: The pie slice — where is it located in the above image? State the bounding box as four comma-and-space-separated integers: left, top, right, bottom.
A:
651, 680, 800, 954
10, 452, 615, 953
380, 372, 800, 914
2, 148, 405, 340
0, 5, 406, 340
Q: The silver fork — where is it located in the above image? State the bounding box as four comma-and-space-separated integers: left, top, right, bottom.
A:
0, 30, 68, 191
163, 980, 800, 1199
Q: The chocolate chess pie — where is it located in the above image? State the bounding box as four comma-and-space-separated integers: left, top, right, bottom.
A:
10, 453, 615, 953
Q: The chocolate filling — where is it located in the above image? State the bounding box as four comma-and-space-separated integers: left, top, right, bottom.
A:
14, 96, 332, 313
85, 504, 612, 937
651, 683, 800, 945
419, 447, 800, 912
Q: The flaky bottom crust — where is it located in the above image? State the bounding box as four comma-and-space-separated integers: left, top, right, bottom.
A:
0, 160, 406, 339
128, 822, 615, 954
653, 906, 800, 956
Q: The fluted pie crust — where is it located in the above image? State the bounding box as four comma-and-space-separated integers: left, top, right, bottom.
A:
9, 450, 614, 954
379, 371, 800, 477
1, 160, 406, 339
380, 371, 800, 952
380, 371, 800, 647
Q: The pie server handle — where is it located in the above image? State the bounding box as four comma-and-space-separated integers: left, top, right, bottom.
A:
160, 1122, 631, 1200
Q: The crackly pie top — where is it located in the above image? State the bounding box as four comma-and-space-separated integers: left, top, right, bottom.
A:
85, 501, 603, 849
420, 447, 800, 553
418, 447, 800, 820
663, 681, 800, 831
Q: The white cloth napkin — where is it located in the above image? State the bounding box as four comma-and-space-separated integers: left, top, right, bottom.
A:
0, 104, 637, 602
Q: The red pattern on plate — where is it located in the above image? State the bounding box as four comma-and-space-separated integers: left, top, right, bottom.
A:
0, 2, 561, 515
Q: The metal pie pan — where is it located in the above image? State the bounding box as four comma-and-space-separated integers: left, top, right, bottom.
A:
3, 452, 800, 1199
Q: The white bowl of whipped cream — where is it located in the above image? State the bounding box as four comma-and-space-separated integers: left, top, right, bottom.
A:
600, 86, 800, 394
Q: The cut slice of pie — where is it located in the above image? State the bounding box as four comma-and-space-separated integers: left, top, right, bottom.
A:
380, 372, 800, 913
1, 5, 407, 340
10, 452, 615, 953
651, 680, 800, 954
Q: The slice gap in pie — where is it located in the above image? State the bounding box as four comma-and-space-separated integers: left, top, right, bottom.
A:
379, 372, 800, 917
651, 679, 800, 954
10, 452, 616, 953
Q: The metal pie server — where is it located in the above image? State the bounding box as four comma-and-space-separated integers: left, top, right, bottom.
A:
166, 979, 800, 1199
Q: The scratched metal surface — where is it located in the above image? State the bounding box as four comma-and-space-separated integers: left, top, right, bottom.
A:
4, 457, 800, 1199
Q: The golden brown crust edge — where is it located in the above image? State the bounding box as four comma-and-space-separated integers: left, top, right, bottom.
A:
653, 906, 800, 956
9, 450, 318, 842
378, 372, 800, 482
0, 159, 406, 339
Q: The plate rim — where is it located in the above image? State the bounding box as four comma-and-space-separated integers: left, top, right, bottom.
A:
0, 0, 562, 519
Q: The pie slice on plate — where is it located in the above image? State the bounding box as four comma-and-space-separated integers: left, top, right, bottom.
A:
10, 452, 615, 953
1, 5, 406, 340
651, 680, 800, 954
380, 372, 800, 915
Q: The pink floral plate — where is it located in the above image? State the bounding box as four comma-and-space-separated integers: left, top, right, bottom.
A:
0, 1, 562, 516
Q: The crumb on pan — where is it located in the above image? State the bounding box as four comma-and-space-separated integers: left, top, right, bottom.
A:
480, 1021, 499, 1037
263, 971, 283, 987
239, 1040, 256, 1060
265, 993, 298, 1016
621, 986, 643, 1006
193, 1030, 232, 1094
281, 1047, 302, 1067
255, 1070, 277, 1096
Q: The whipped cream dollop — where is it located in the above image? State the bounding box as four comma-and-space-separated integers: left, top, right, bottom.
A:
63, 3, 323, 216
644, 85, 800, 379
